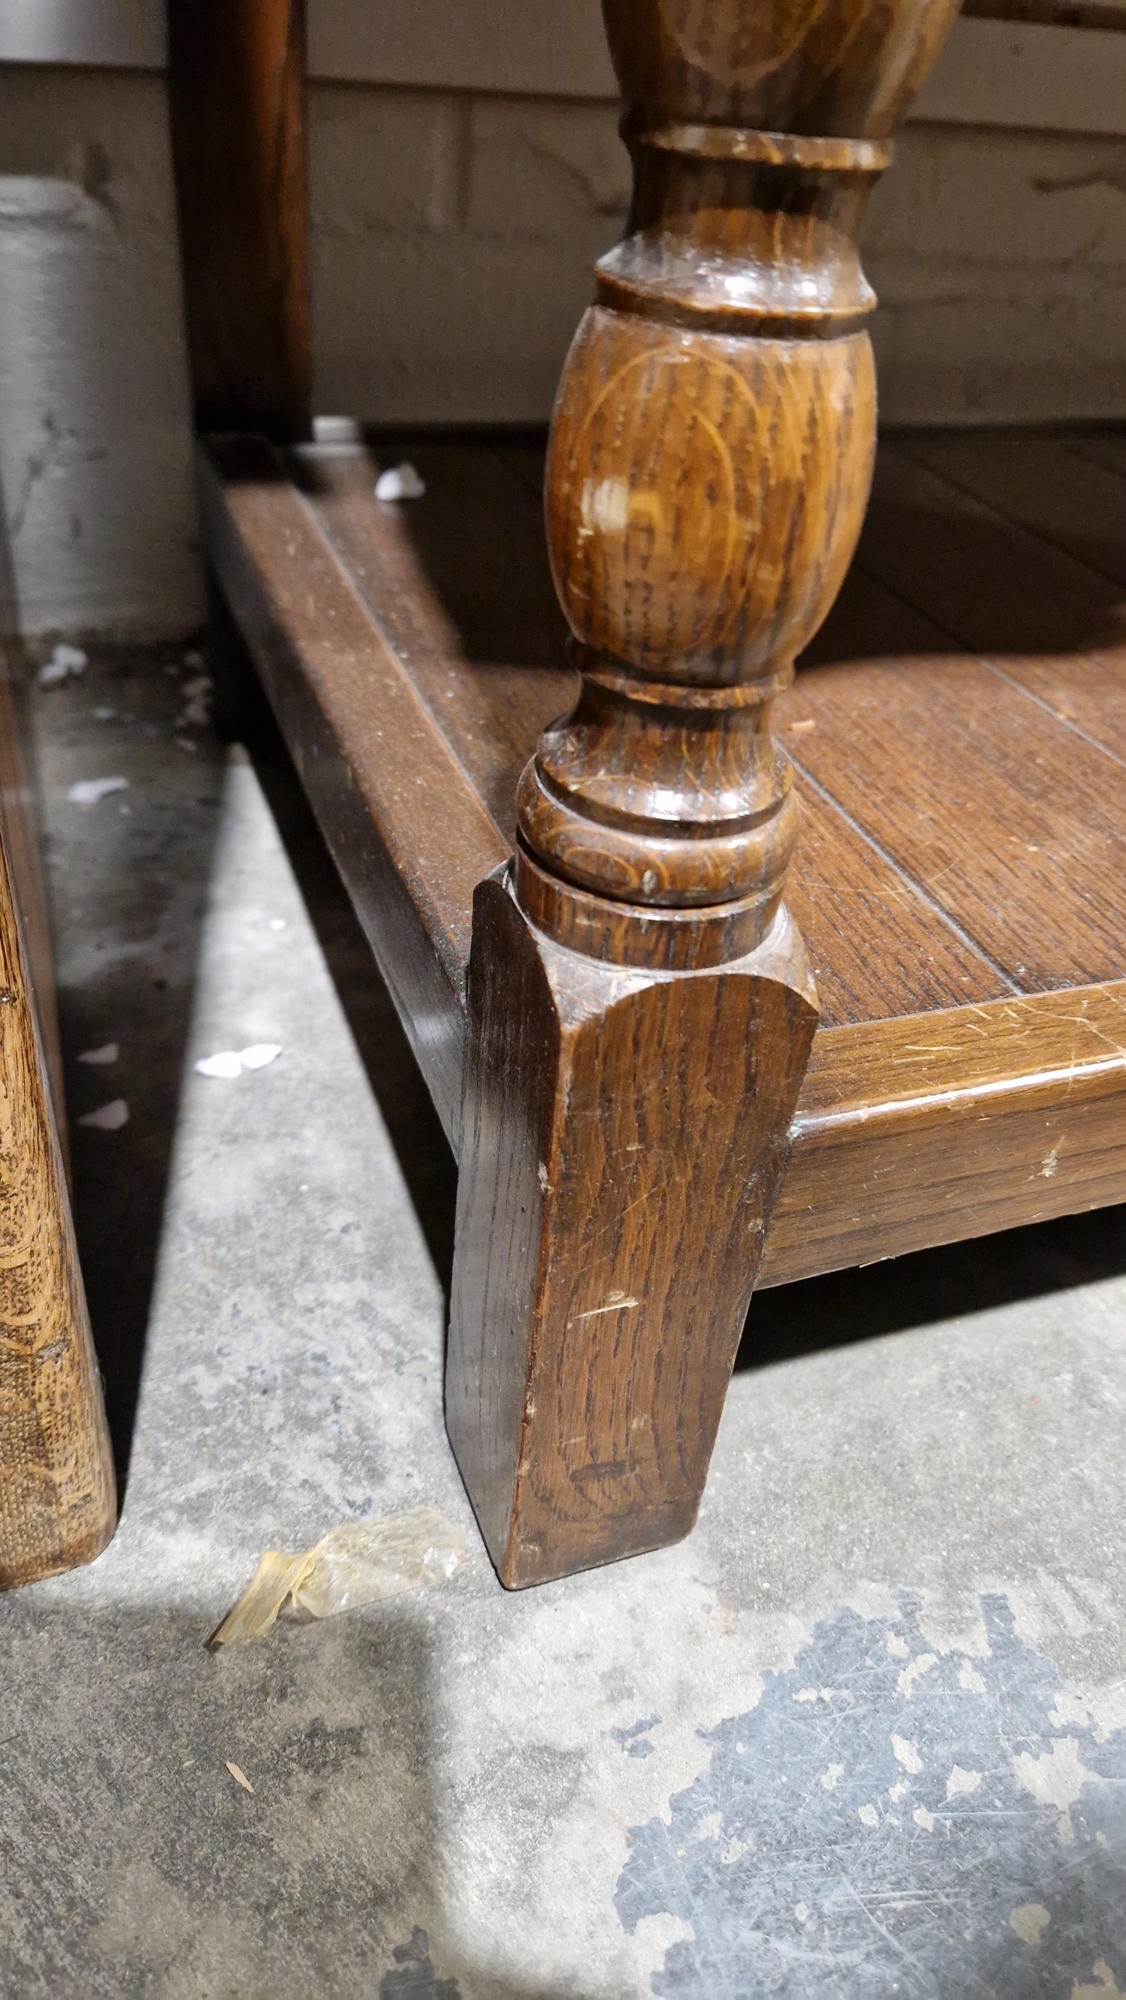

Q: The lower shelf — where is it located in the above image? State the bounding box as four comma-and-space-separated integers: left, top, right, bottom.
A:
199, 429, 1126, 1289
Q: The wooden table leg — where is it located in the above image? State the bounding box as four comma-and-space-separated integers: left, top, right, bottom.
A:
0, 656, 115, 1590
447, 0, 960, 1586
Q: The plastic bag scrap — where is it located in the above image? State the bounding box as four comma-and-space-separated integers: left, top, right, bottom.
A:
208, 1506, 464, 1647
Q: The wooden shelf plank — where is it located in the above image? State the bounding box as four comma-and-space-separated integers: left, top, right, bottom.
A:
785, 650, 1126, 990
295, 444, 574, 843
860, 441, 1124, 658
893, 430, 1126, 591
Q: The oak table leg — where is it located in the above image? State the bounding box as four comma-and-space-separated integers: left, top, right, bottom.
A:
0, 657, 115, 1589
447, 0, 959, 1587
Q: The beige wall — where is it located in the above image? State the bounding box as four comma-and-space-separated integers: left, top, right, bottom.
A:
2, 13, 1126, 635
309, 85, 1126, 429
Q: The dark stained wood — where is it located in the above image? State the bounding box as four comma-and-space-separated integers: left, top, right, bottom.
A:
895, 431, 1126, 593
197, 437, 507, 1146
444, 0, 964, 1583
762, 983, 1126, 1286
1069, 430, 1126, 484
601, 0, 962, 139
862, 434, 1126, 771
448, 877, 817, 1587
859, 442, 1125, 659
783, 778, 1010, 1022
167, 0, 312, 441
306, 443, 1006, 1022
0, 645, 115, 1588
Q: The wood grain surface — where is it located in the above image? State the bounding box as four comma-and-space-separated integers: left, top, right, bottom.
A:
602, 0, 962, 140
448, 877, 817, 1586
782, 652, 1126, 989
303, 443, 1010, 1024
199, 438, 507, 1146
446, 0, 966, 1580
167, 0, 312, 441
0, 647, 114, 1589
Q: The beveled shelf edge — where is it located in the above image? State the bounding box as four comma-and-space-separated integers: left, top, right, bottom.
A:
197, 436, 510, 1150
797, 979, 1126, 1125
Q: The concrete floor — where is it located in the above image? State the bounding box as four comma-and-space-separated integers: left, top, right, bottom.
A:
5, 644, 1126, 1998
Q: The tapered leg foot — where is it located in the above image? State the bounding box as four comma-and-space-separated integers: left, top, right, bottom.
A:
447, 871, 816, 1588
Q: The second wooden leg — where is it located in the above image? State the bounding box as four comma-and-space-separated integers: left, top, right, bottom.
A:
447, 872, 816, 1588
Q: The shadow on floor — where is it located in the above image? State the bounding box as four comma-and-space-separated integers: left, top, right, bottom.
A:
737, 1200, 1126, 1372
28, 640, 223, 1495
210, 596, 458, 1305
2, 1593, 569, 1999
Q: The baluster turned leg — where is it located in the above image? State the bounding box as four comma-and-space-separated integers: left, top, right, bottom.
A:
447, 0, 960, 1587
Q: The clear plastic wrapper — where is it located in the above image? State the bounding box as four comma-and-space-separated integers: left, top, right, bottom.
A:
209, 1506, 463, 1646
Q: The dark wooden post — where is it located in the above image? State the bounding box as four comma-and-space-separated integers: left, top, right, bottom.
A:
447, 0, 960, 1587
0, 650, 115, 1588
166, 0, 313, 442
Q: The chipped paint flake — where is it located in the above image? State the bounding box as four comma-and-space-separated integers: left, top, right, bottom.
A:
1010, 1902, 1051, 1944
616, 1595, 1126, 1993
892, 1735, 923, 1774
1071, 1958, 1125, 1999
1050, 1691, 1092, 1730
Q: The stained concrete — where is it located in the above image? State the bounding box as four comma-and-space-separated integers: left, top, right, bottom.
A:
4, 645, 1126, 1997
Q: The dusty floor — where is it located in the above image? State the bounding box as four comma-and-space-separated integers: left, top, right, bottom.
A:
4, 644, 1126, 1998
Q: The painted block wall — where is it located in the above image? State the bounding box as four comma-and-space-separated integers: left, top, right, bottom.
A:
2, 18, 1126, 636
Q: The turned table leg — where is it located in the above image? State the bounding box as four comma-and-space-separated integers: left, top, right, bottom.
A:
451, 0, 961, 1586
0, 660, 115, 1588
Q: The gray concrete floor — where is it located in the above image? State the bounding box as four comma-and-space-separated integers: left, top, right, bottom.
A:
5, 644, 1126, 1998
